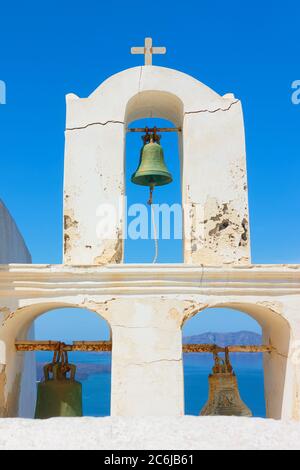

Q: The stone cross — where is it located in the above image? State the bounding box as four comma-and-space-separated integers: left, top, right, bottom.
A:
131, 37, 166, 66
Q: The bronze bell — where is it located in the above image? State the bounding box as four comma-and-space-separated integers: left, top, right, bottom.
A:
131, 131, 173, 187
35, 348, 83, 419
200, 348, 252, 417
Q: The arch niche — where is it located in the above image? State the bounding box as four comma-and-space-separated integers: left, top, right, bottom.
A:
182, 301, 291, 420
0, 302, 111, 418
125, 89, 184, 193
63, 66, 250, 267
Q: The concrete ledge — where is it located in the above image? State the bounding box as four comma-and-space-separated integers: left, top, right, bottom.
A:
0, 416, 299, 450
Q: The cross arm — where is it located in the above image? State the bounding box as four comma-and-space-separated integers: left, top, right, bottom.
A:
152, 47, 166, 54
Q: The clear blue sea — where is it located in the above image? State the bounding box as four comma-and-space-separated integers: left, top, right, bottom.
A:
36, 352, 266, 418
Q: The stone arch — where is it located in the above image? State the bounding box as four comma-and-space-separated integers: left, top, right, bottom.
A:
0, 301, 111, 418
64, 66, 250, 266
12, 301, 111, 340
124, 91, 184, 262
125, 90, 184, 127
182, 300, 291, 419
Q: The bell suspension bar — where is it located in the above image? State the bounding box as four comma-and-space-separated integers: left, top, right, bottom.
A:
15, 341, 274, 354
127, 127, 181, 133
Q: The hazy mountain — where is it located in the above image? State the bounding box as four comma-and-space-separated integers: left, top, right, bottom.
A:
183, 331, 262, 346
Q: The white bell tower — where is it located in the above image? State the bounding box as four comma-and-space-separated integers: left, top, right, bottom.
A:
63, 39, 250, 266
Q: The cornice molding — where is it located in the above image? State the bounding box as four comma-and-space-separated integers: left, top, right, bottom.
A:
0, 264, 299, 298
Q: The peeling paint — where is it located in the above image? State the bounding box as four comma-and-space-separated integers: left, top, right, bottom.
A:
64, 210, 80, 258
188, 196, 250, 265
94, 230, 122, 265
239, 218, 248, 247
1, 307, 13, 327
256, 301, 283, 315
0, 307, 11, 316
64, 234, 71, 256
81, 298, 116, 320
64, 215, 78, 230
182, 302, 208, 324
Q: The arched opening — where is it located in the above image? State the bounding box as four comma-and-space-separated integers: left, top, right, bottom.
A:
5, 304, 111, 418
124, 91, 184, 263
182, 304, 291, 419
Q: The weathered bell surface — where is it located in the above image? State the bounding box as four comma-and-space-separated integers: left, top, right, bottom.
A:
131, 136, 173, 187
200, 350, 252, 417
35, 361, 83, 419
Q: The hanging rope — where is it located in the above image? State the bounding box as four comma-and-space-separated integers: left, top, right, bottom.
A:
148, 186, 158, 264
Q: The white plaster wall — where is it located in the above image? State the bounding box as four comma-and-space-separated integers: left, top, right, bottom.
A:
0, 200, 31, 263
0, 200, 34, 416
0, 264, 299, 420
64, 66, 250, 265
109, 298, 185, 416
64, 125, 124, 265
183, 100, 250, 265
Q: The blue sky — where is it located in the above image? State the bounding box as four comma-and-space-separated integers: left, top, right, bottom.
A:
0, 1, 299, 337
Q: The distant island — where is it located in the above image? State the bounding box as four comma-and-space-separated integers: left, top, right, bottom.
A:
183, 330, 262, 346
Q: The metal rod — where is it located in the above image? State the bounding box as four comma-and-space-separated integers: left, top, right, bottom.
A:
15, 341, 273, 354
183, 344, 274, 354
127, 127, 181, 133
72, 341, 112, 352
15, 341, 112, 352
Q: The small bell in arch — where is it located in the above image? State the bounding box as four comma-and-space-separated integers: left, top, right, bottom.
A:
131, 129, 173, 189
35, 345, 83, 419
200, 347, 252, 417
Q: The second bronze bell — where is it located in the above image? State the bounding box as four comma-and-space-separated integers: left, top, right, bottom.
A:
200, 348, 252, 417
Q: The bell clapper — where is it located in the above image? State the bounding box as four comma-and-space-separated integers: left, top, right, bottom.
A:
148, 185, 154, 206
